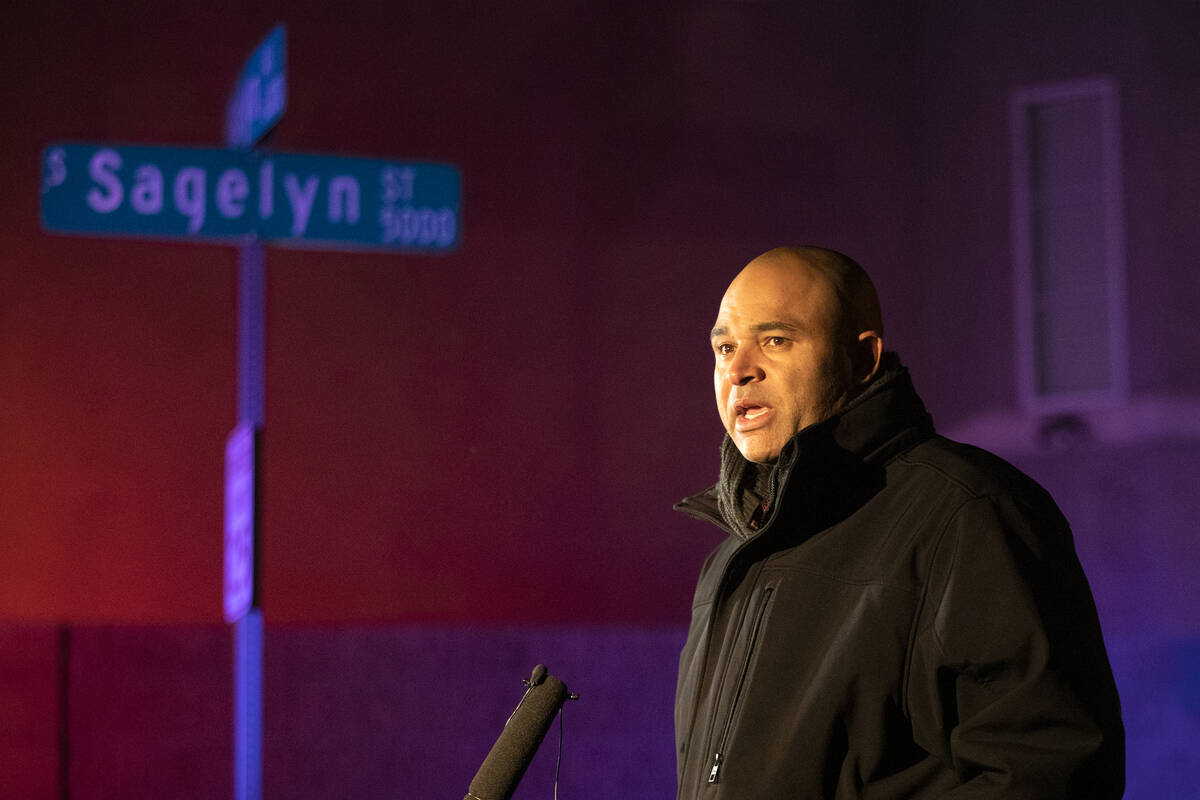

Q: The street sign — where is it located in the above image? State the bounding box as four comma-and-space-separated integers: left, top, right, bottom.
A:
31, 23, 467, 800
263, 151, 460, 250
226, 24, 286, 148
41, 143, 257, 241
40, 142, 461, 251
223, 422, 256, 624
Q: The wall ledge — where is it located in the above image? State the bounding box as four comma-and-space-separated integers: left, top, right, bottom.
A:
939, 394, 1200, 455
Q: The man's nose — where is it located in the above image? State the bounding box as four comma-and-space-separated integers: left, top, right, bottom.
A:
729, 346, 765, 385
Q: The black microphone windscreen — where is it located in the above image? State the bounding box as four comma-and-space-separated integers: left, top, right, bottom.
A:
465, 670, 570, 800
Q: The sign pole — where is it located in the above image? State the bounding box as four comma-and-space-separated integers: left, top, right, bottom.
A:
232, 239, 264, 800
226, 24, 282, 800
237, 241, 265, 428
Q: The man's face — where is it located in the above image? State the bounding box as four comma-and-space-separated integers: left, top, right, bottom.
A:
711, 257, 852, 463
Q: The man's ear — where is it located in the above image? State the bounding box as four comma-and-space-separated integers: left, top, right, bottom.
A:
853, 331, 883, 386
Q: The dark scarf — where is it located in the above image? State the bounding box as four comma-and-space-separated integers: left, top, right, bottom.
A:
716, 436, 779, 540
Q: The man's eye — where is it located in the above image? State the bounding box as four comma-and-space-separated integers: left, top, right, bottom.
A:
715, 342, 735, 355
765, 336, 787, 347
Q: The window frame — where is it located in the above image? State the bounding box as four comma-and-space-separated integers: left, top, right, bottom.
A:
1010, 76, 1130, 414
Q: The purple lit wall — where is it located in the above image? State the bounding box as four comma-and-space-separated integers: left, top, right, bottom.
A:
1, 2, 1197, 798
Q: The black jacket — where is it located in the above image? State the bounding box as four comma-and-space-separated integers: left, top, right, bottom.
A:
674, 363, 1124, 799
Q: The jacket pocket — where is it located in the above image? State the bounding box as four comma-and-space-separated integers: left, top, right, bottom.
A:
707, 586, 774, 784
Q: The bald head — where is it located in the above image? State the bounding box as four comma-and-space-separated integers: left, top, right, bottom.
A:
745, 246, 883, 344
711, 246, 886, 461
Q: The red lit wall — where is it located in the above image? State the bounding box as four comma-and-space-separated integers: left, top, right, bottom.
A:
1, 1, 924, 624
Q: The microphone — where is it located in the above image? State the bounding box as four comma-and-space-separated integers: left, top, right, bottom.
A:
464, 665, 575, 800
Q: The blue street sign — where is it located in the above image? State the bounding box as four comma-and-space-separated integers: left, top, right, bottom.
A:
40, 142, 461, 251
226, 24, 286, 148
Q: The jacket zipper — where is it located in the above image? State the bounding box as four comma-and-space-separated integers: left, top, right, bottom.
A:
707, 586, 774, 785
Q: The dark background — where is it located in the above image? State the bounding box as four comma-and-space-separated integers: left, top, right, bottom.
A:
1, 1, 1197, 798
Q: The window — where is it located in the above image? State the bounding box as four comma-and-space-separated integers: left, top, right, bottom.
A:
1010, 77, 1129, 413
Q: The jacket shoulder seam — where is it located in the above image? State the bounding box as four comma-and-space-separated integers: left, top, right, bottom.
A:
893, 445, 1010, 502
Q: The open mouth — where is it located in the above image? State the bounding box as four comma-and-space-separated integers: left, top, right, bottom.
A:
734, 401, 773, 431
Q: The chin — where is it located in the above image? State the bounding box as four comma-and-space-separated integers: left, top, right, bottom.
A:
734, 438, 781, 464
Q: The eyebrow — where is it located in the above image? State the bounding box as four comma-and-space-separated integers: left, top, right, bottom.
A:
710, 320, 802, 339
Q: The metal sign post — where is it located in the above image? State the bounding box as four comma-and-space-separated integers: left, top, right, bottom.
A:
225, 24, 281, 800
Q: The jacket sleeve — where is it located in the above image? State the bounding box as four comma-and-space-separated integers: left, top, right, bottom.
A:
906, 494, 1124, 799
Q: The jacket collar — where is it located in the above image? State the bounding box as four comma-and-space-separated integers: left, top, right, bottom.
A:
676, 354, 935, 538
797, 352, 935, 468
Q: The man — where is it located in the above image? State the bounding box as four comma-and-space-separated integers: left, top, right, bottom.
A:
673, 246, 1124, 799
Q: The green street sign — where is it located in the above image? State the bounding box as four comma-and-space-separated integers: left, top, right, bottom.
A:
40, 142, 461, 252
